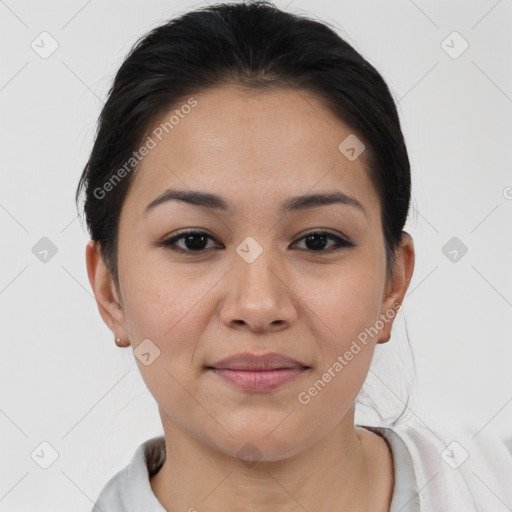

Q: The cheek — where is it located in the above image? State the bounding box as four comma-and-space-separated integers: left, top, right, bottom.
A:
118, 258, 218, 392
122, 272, 205, 421
307, 264, 383, 348
295, 274, 382, 425
119, 256, 209, 341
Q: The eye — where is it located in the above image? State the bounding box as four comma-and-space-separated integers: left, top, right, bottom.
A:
291, 231, 355, 252
156, 229, 355, 255
156, 230, 222, 254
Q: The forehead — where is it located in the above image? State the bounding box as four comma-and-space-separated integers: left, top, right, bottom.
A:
125, 83, 379, 218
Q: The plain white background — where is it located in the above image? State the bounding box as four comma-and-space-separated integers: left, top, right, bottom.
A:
1, 0, 511, 510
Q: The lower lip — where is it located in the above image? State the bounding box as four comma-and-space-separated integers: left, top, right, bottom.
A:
209, 368, 307, 392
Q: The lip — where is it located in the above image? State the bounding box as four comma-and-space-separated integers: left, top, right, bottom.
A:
209, 368, 308, 392
205, 352, 310, 392
207, 352, 310, 371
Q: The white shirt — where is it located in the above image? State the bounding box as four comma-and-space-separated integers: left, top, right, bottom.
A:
91, 420, 512, 511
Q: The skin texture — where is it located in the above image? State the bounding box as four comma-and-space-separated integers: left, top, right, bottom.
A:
86, 83, 415, 511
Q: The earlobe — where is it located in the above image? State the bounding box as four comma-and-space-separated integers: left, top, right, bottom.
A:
85, 240, 129, 344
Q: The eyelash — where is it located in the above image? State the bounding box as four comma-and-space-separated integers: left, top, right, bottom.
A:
156, 230, 355, 255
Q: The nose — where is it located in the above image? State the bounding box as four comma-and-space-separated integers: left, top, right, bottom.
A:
219, 249, 298, 333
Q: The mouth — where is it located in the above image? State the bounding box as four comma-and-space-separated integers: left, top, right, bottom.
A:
207, 352, 310, 371
207, 367, 309, 392
205, 352, 311, 392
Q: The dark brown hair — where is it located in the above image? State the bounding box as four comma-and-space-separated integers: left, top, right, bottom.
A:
75, 0, 411, 295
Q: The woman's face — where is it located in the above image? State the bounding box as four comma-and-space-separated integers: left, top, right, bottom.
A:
88, 83, 414, 461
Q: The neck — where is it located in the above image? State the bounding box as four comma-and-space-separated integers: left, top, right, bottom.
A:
150, 407, 394, 512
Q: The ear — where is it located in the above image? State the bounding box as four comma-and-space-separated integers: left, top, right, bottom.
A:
376, 232, 415, 344
85, 240, 130, 347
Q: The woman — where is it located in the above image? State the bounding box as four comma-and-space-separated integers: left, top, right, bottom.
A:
76, 1, 512, 510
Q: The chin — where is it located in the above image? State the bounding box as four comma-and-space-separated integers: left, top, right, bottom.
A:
211, 426, 313, 464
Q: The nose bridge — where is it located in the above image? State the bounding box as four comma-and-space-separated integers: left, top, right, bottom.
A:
220, 236, 297, 330
234, 238, 283, 303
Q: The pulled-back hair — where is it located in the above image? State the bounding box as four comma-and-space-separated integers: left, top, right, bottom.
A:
75, 0, 411, 294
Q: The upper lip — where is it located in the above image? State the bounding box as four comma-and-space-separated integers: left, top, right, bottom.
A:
207, 352, 310, 371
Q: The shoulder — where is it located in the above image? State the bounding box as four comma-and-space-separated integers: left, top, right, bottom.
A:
91, 436, 166, 512
374, 419, 512, 511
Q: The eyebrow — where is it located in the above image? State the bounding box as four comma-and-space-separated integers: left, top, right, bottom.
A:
145, 188, 366, 216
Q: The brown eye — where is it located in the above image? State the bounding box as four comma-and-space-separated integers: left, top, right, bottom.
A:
156, 229, 354, 256
292, 231, 354, 252
158, 231, 222, 254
